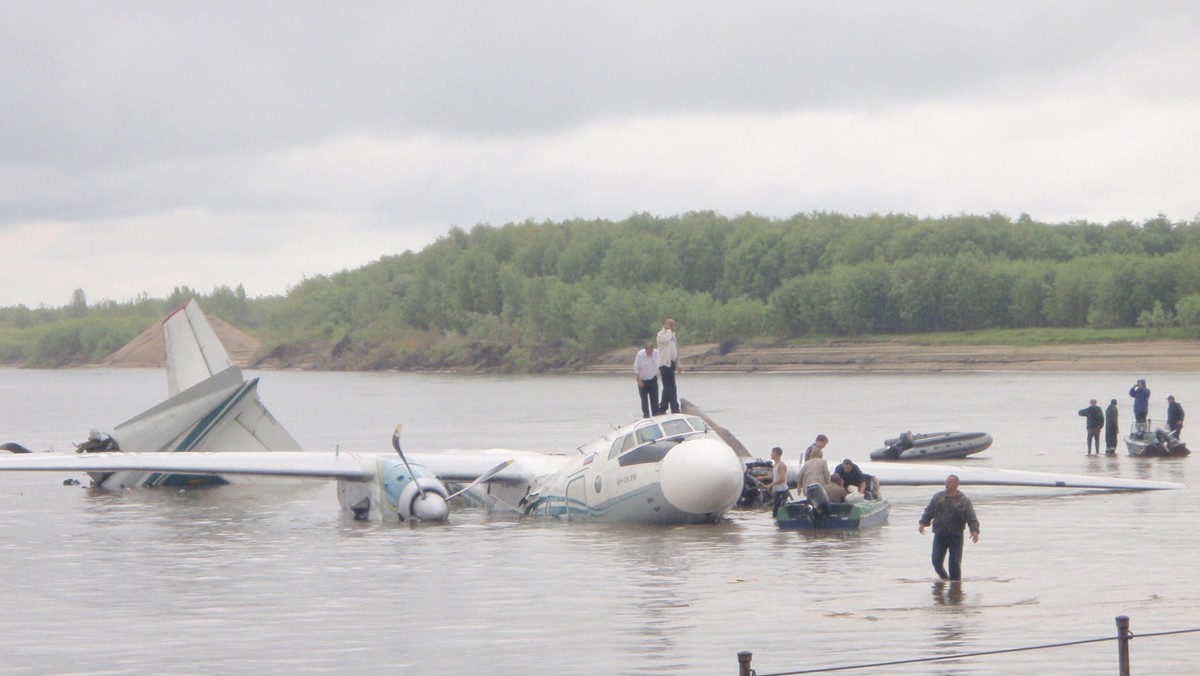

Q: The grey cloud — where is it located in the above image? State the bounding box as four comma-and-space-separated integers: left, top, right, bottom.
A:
5, 1, 1196, 173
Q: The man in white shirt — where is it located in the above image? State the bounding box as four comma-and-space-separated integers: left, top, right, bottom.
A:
634, 342, 661, 417
656, 318, 680, 414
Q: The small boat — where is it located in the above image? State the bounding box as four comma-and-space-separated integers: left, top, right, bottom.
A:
775, 482, 890, 530
1124, 422, 1190, 458
869, 431, 992, 461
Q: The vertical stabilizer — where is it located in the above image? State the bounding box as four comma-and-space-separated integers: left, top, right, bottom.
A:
164, 300, 234, 396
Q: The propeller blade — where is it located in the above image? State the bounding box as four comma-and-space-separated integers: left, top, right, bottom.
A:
1, 442, 33, 454
681, 398, 753, 459
391, 423, 426, 501
447, 459, 514, 500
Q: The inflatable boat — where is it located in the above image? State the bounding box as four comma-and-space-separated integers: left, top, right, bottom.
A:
869, 431, 992, 461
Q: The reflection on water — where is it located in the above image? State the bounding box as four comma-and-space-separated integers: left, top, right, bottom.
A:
1, 368, 1199, 673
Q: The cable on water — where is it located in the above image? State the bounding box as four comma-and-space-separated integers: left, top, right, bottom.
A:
752, 626, 1200, 676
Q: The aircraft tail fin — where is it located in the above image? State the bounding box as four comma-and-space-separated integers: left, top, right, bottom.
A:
164, 300, 234, 396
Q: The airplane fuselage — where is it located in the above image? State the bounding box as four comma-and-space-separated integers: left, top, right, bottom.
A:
505, 414, 745, 524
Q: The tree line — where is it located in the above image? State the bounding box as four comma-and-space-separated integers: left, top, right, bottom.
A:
4, 212, 1200, 370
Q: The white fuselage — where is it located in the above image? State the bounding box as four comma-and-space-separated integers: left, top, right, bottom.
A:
501, 414, 745, 524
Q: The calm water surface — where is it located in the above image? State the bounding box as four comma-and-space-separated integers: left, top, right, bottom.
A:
1, 368, 1197, 674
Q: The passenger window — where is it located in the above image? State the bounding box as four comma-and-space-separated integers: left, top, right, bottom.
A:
608, 437, 624, 460
635, 424, 663, 445
661, 419, 691, 436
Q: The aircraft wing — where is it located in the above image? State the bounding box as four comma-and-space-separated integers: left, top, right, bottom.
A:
857, 461, 1186, 491
0, 451, 376, 481
164, 300, 235, 396
409, 449, 569, 484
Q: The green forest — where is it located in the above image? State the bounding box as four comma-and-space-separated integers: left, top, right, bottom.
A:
5, 211, 1200, 371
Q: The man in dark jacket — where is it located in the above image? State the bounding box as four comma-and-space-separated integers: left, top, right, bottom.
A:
1078, 399, 1104, 454
1130, 379, 1151, 438
1104, 399, 1119, 454
918, 474, 980, 581
1167, 395, 1185, 438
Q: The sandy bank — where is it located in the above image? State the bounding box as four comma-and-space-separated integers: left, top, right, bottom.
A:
582, 339, 1200, 374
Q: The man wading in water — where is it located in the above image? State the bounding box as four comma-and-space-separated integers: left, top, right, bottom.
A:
918, 474, 980, 582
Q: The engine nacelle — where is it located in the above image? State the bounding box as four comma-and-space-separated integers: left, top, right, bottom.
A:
381, 460, 450, 521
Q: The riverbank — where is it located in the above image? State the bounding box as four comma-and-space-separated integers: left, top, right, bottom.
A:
582, 339, 1200, 373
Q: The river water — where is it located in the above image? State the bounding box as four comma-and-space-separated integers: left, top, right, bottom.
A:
1, 367, 1197, 674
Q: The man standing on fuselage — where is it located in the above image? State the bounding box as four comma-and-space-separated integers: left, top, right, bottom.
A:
656, 318, 680, 414
918, 474, 980, 582
634, 342, 661, 418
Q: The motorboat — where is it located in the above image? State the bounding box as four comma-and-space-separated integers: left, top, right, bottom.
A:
1124, 422, 1190, 458
775, 481, 890, 530
869, 431, 992, 461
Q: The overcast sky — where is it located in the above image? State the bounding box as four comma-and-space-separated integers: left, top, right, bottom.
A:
3, 1, 1199, 307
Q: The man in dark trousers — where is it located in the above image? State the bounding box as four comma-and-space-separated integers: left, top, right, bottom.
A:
918, 474, 980, 582
633, 342, 660, 417
1078, 399, 1105, 454
1129, 379, 1150, 438
1104, 399, 1119, 454
1167, 395, 1185, 438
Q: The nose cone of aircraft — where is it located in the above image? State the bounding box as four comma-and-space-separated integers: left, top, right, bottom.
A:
412, 493, 450, 522
659, 437, 744, 517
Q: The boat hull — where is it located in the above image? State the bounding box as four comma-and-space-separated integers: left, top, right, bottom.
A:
1123, 424, 1190, 458
775, 498, 890, 530
870, 432, 992, 461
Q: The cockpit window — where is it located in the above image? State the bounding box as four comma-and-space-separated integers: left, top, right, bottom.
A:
661, 418, 693, 436
634, 424, 663, 445
686, 416, 710, 433
608, 437, 625, 460
621, 434, 636, 452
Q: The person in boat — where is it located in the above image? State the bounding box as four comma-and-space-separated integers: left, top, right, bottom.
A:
761, 446, 790, 512
656, 318, 681, 415
1077, 399, 1104, 455
1129, 379, 1150, 438
1104, 399, 1119, 454
634, 342, 661, 418
883, 431, 915, 459
918, 474, 980, 582
833, 458, 865, 493
1167, 395, 1184, 438
797, 446, 846, 502
803, 434, 828, 462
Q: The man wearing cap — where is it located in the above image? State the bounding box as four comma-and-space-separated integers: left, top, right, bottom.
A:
1077, 399, 1104, 454
918, 474, 980, 582
833, 458, 865, 493
1167, 395, 1185, 438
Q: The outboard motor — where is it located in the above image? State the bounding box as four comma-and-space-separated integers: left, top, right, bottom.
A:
804, 482, 832, 518
884, 431, 914, 459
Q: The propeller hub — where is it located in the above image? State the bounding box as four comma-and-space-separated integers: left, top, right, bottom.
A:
411, 493, 449, 522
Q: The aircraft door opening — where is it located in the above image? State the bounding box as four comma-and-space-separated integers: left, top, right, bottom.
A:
566, 476, 587, 521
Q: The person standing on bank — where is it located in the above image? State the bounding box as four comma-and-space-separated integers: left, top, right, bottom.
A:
1130, 379, 1150, 437
918, 474, 980, 582
1104, 399, 1119, 454
634, 342, 661, 418
1167, 395, 1185, 438
656, 318, 680, 414
1078, 399, 1104, 455
762, 446, 790, 513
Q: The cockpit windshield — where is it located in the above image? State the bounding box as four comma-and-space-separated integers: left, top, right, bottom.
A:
634, 424, 663, 445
